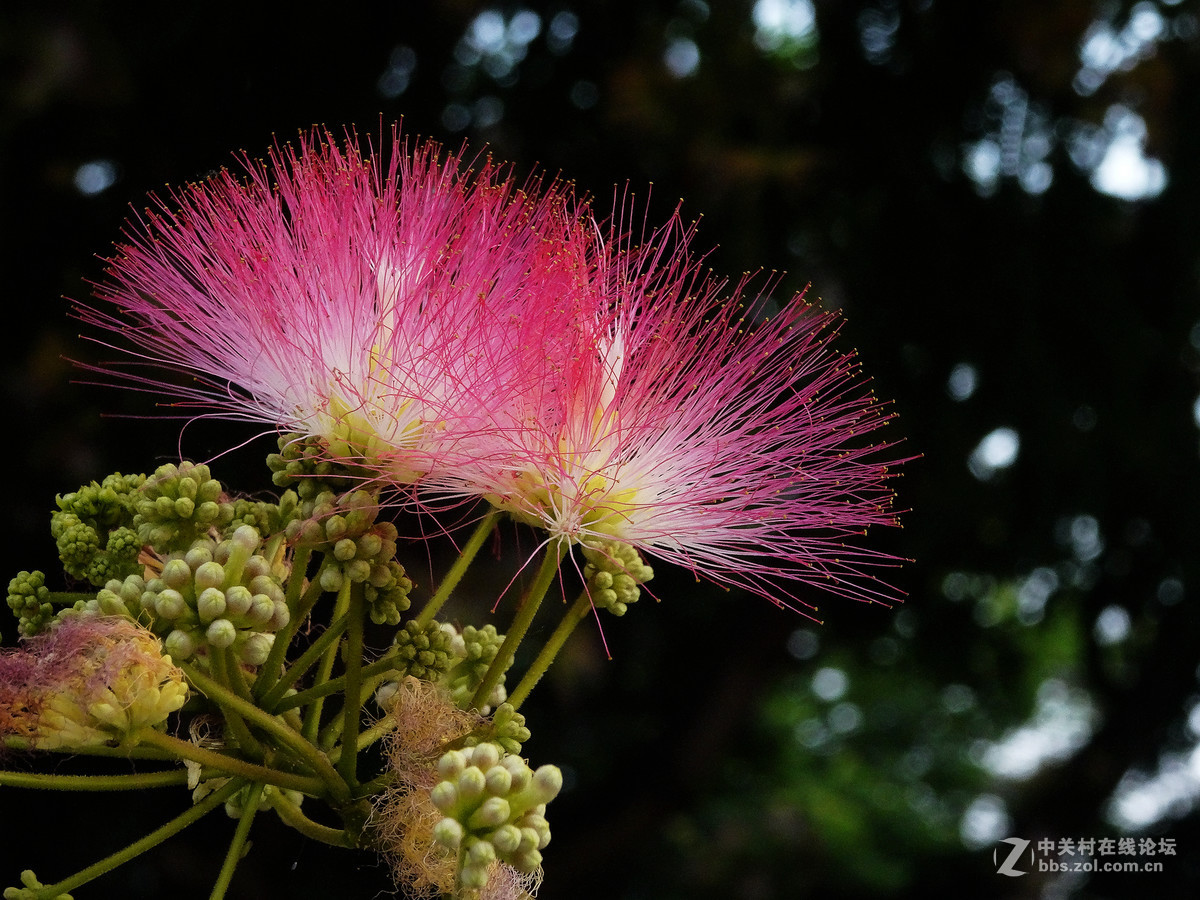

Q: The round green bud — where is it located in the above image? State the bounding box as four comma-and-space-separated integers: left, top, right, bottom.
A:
165, 629, 196, 660
431, 781, 459, 814
432, 817, 464, 850
358, 533, 383, 559
154, 589, 187, 620
438, 749, 466, 779
246, 593, 275, 626
468, 796, 511, 830
319, 566, 343, 593
206, 618, 237, 649
465, 838, 496, 867
491, 823, 523, 854
229, 525, 260, 553
344, 559, 371, 583
458, 766, 487, 804
196, 587, 227, 622
194, 561, 226, 591
529, 766, 564, 806
224, 585, 253, 618
160, 558, 193, 590
239, 632, 273, 666
325, 515, 348, 542
460, 863, 489, 890
185, 544, 215, 570
485, 766, 513, 797
470, 742, 501, 772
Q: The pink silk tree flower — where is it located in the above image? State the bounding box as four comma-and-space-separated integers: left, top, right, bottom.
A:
76, 127, 590, 486
448, 211, 907, 611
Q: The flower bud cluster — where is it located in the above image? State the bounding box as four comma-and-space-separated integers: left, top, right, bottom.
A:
6, 571, 52, 638
287, 490, 412, 625
135, 462, 230, 549
581, 541, 655, 616
440, 623, 509, 713
430, 742, 562, 888
91, 525, 289, 666
50, 472, 146, 587
391, 619, 453, 680
224, 491, 300, 543
267, 432, 372, 507
463, 702, 530, 756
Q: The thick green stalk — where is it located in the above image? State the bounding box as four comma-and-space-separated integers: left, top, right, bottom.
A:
135, 730, 325, 796
0, 737, 172, 758
209, 781, 264, 900
0, 768, 191, 791
267, 791, 357, 847
260, 614, 349, 710
506, 588, 594, 711
23, 777, 243, 899
415, 508, 501, 628
469, 542, 566, 711
336, 581, 366, 787
253, 547, 319, 701
273, 649, 400, 713
207, 646, 264, 759
302, 578, 353, 744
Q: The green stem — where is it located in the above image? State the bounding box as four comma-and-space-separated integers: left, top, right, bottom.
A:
469, 541, 565, 711
273, 650, 400, 713
0, 737, 173, 759
506, 588, 595, 711
46, 591, 96, 606
254, 547, 319, 701
135, 730, 325, 796
209, 781, 263, 900
416, 509, 500, 628
327, 706, 396, 767
336, 581, 366, 787
302, 578, 353, 744
208, 646, 264, 759
25, 777, 243, 899
180, 661, 351, 803
267, 791, 357, 847
0, 768, 191, 791
260, 615, 349, 710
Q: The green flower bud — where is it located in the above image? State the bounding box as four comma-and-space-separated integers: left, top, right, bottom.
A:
206, 618, 236, 649
165, 629, 196, 660
468, 796, 511, 830
432, 817, 464, 850
160, 558, 193, 590
431, 781, 459, 814
196, 588, 227, 623
224, 585, 253, 618
239, 632, 273, 666
154, 589, 187, 620
194, 561, 225, 591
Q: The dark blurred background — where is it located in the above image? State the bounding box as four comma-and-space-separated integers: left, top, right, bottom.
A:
5, 1, 1200, 897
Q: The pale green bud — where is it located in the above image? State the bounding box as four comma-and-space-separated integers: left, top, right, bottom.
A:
194, 561, 225, 591
196, 587, 226, 622
206, 618, 236, 649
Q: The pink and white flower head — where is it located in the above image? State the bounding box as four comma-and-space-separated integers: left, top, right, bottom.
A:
78, 126, 589, 485
453, 209, 907, 611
